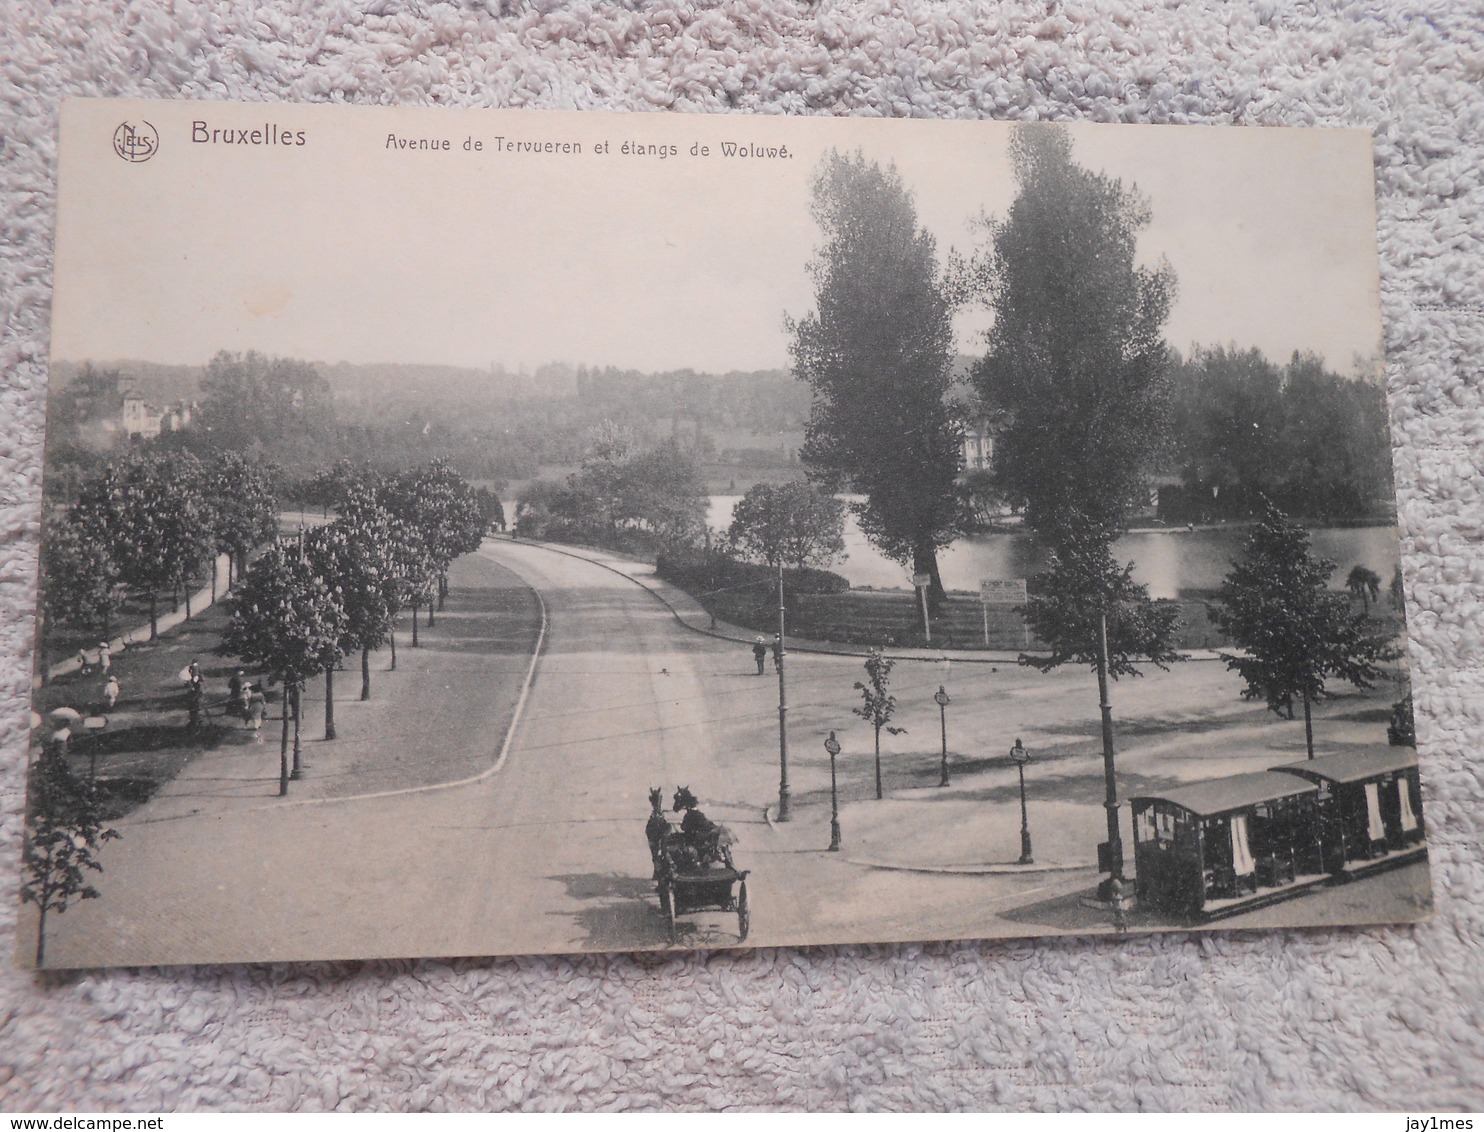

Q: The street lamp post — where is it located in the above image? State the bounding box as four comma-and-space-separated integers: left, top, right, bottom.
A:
825, 731, 842, 851
934, 686, 951, 787
776, 560, 791, 822
1096, 610, 1123, 895
1010, 737, 1033, 865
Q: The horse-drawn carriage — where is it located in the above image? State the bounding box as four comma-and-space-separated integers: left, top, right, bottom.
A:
646, 787, 750, 945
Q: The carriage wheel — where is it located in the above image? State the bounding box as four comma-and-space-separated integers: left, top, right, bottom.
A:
736, 881, 750, 942
660, 883, 677, 944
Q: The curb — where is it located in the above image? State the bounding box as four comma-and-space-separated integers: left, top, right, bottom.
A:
128, 550, 550, 826
764, 801, 1095, 877
846, 858, 1094, 877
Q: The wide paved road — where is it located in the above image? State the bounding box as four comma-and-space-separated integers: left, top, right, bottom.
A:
37, 538, 858, 965
41, 538, 1410, 967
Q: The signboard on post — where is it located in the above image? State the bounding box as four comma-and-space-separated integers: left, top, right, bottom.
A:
980, 579, 1027, 605
911, 574, 932, 643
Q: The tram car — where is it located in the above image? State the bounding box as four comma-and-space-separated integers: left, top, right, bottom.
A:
1269, 746, 1425, 868
1131, 746, 1425, 921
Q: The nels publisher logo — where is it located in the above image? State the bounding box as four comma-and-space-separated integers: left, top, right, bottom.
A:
112, 120, 159, 163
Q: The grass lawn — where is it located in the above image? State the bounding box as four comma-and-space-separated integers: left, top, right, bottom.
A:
40, 571, 232, 672
34, 595, 278, 821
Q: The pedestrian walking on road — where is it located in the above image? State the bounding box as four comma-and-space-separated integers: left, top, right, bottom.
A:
771, 634, 783, 674
752, 637, 767, 675
246, 684, 267, 732
97, 641, 111, 674
102, 675, 120, 710
187, 678, 204, 730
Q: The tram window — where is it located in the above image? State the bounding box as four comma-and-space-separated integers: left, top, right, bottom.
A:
1156, 809, 1176, 844
1135, 808, 1156, 843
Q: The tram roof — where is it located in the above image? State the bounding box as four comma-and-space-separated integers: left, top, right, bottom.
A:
1270, 746, 1418, 785
1132, 772, 1319, 817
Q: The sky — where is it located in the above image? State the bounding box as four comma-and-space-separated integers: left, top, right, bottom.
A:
52, 100, 1384, 378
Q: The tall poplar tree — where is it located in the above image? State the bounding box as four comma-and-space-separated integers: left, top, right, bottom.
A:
974, 123, 1176, 544
789, 151, 964, 607
972, 123, 1179, 893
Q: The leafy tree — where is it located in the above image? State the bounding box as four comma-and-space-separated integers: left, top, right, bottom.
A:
1275, 353, 1393, 520
1168, 346, 1284, 520
295, 459, 381, 519
47, 363, 122, 453
21, 746, 120, 967
789, 151, 964, 608
40, 513, 121, 644
334, 491, 421, 668
612, 440, 708, 549
377, 459, 488, 617
224, 542, 348, 794
73, 451, 215, 638
204, 452, 280, 589
306, 504, 405, 732
1388, 693, 1416, 747
853, 648, 906, 801
198, 351, 334, 451
474, 486, 505, 534
1212, 501, 1395, 758
516, 436, 705, 552
578, 420, 638, 539
969, 123, 1180, 892
390, 520, 437, 651
1346, 565, 1383, 615
729, 480, 846, 569
514, 478, 566, 539
1020, 526, 1182, 679
972, 123, 1176, 544
1167, 348, 1394, 523
958, 468, 1006, 533
358, 486, 438, 651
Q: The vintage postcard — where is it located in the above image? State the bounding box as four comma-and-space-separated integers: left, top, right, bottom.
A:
21, 98, 1429, 968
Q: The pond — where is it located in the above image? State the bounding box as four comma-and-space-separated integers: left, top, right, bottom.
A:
706, 496, 1400, 598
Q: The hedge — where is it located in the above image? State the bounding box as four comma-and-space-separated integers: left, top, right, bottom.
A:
655, 550, 850, 599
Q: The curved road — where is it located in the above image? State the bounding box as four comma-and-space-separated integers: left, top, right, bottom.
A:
34, 540, 814, 965
36, 536, 1415, 968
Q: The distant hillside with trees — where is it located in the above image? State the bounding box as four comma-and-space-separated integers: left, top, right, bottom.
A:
46, 356, 809, 496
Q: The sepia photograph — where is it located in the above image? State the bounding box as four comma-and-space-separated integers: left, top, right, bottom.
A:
22, 98, 1430, 968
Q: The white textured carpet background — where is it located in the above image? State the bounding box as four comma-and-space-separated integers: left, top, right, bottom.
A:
2, 0, 1482, 1112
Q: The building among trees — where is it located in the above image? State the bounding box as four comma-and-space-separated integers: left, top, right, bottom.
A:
122, 393, 196, 441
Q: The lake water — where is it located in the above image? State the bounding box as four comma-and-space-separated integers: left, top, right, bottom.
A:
706, 496, 1400, 598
